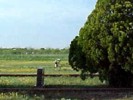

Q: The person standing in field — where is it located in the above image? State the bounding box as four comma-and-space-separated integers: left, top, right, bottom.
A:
54, 60, 58, 68
54, 59, 61, 70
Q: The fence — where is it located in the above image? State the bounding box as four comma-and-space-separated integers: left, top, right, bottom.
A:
0, 67, 99, 87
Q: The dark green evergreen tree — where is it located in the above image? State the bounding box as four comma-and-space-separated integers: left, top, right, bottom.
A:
78, 0, 110, 82
70, 0, 133, 87
68, 36, 88, 79
103, 0, 133, 87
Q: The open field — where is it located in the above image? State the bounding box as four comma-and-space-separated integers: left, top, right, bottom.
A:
0, 60, 75, 74
0, 53, 68, 61
0, 54, 133, 100
0, 59, 104, 88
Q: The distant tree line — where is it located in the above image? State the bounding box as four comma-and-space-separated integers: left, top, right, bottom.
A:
69, 0, 133, 87
0, 48, 69, 55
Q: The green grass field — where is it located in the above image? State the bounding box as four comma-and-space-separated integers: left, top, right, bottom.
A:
0, 54, 132, 100
0, 59, 104, 88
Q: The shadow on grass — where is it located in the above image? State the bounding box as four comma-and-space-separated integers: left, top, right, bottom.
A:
0, 84, 133, 100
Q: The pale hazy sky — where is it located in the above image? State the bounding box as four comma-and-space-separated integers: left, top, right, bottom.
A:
0, 0, 97, 48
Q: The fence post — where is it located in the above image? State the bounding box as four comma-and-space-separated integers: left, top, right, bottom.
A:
36, 67, 44, 87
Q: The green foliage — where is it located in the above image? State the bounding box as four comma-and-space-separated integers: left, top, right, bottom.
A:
0, 48, 69, 55
103, 0, 133, 87
68, 36, 88, 78
70, 0, 133, 87
78, 0, 110, 82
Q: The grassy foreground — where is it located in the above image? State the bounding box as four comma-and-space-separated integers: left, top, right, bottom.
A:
0, 60, 104, 88
0, 54, 133, 100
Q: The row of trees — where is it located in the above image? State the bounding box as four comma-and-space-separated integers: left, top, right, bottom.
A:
69, 0, 133, 87
0, 48, 69, 55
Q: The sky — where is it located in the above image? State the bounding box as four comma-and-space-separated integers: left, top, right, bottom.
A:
0, 0, 97, 49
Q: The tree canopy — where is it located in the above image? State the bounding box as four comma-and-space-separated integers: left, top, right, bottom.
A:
69, 0, 133, 87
